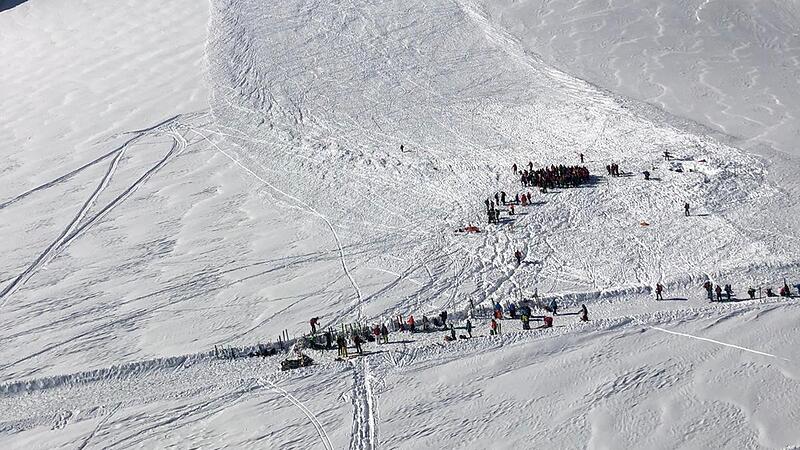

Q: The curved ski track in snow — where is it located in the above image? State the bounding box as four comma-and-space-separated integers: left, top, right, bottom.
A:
264, 378, 334, 450
0, 118, 191, 308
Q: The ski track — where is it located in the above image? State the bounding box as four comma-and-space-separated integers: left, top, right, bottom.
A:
0, 117, 191, 309
264, 378, 334, 450
75, 402, 121, 450
650, 326, 792, 361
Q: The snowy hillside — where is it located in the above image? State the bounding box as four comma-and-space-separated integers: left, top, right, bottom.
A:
1, 0, 799, 448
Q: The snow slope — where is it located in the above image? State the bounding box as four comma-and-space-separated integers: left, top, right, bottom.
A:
475, 0, 800, 156
1, 0, 800, 448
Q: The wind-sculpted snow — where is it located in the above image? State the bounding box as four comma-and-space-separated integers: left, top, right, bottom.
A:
474, 0, 800, 157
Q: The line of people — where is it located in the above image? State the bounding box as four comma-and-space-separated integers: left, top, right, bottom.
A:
702, 280, 799, 301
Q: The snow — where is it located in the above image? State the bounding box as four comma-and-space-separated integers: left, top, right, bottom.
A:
1, 0, 800, 448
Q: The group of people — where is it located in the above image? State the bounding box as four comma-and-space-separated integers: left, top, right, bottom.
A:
520, 164, 591, 189
306, 319, 388, 358
605, 163, 623, 177
701, 280, 799, 302
307, 299, 594, 357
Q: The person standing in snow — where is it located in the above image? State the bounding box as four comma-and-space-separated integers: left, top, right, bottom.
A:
337, 334, 348, 358
579, 304, 589, 322
512, 163, 518, 174
724, 284, 733, 301
508, 302, 517, 319
548, 298, 558, 315
407, 315, 416, 332
440, 310, 448, 325
484, 198, 491, 212
715, 285, 723, 302
748, 287, 756, 300
684, 202, 691, 217
501, 191, 507, 205
449, 324, 456, 340
655, 283, 664, 301
353, 334, 363, 354
381, 324, 389, 344
703, 281, 714, 301
495, 192, 500, 205
514, 249, 523, 265
580, 153, 585, 163
309, 317, 320, 334
466, 319, 473, 338
490, 318, 498, 335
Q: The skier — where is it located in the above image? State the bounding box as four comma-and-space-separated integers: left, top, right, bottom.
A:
766, 287, 776, 297
780, 284, 791, 297
684, 202, 690, 217
548, 298, 558, 315
324, 330, 333, 349
440, 310, 448, 325
715, 284, 723, 302
512, 163, 517, 174
495, 192, 500, 205
521, 314, 530, 330
450, 324, 456, 341
655, 283, 664, 301
422, 315, 430, 332
747, 287, 756, 300
407, 315, 416, 332
703, 281, 714, 300
579, 304, 589, 322
465, 319, 473, 338
514, 193, 520, 204
663, 150, 672, 161
580, 153, 585, 163
484, 198, 491, 211
643, 170, 650, 180
380, 324, 389, 344
501, 191, 507, 205
509, 204, 515, 215
514, 249, 523, 265
309, 317, 320, 334
724, 284, 733, 301
494, 301, 503, 318
508, 302, 517, 319
490, 319, 498, 335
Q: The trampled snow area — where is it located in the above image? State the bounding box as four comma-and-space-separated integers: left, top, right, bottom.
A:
1, 0, 799, 448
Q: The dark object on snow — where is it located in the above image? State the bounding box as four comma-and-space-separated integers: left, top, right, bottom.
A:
281, 353, 314, 371
643, 170, 650, 180
580, 304, 589, 322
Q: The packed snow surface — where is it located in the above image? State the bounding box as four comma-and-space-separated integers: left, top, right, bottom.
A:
1, 0, 800, 448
